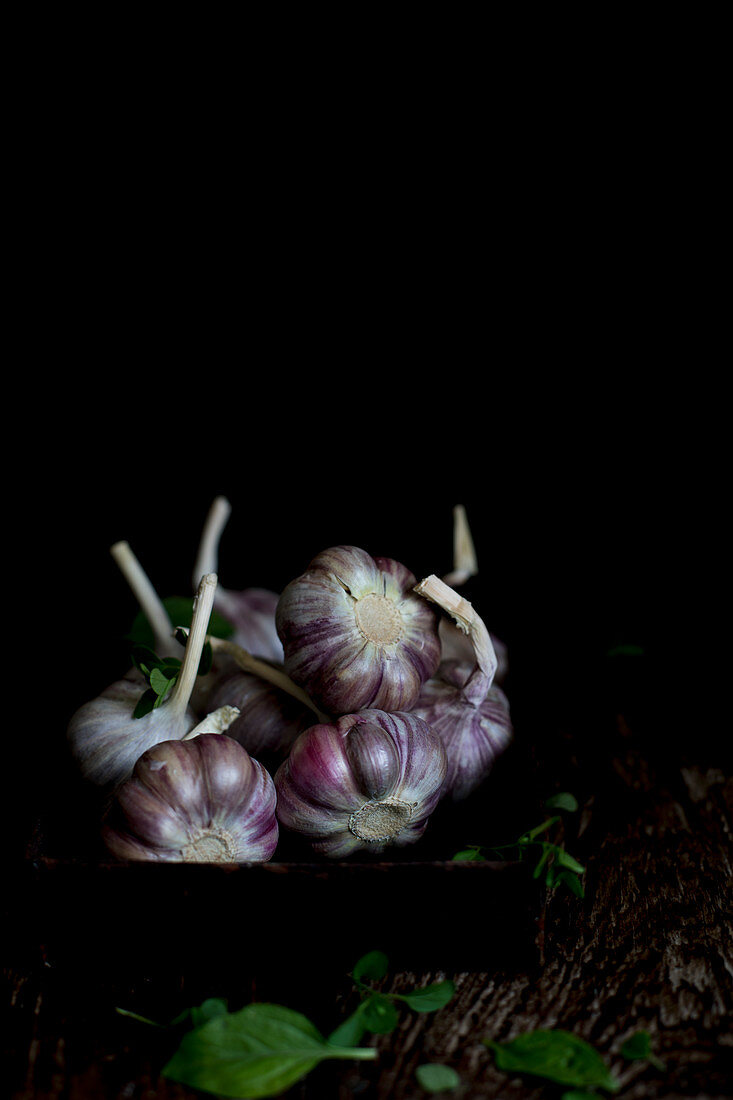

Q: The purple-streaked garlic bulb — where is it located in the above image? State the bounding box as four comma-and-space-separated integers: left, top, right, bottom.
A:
411, 575, 513, 801
274, 710, 447, 858
102, 734, 278, 863
203, 635, 327, 766
275, 545, 442, 716
193, 496, 283, 663
67, 573, 238, 789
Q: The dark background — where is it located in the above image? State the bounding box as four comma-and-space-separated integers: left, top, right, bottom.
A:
8, 78, 725, 856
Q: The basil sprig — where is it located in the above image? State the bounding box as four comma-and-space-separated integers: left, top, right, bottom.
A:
453, 791, 586, 898
327, 950, 455, 1048
129, 635, 213, 719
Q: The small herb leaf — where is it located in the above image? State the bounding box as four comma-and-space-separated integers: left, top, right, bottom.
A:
621, 1029, 665, 1070
397, 980, 455, 1013
486, 1029, 620, 1092
416, 1062, 460, 1092
452, 847, 485, 861
162, 1002, 375, 1099
360, 994, 400, 1034
545, 792, 579, 812
353, 950, 389, 984
327, 1002, 368, 1048
555, 849, 586, 874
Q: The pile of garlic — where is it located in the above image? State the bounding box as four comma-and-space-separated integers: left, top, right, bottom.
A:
66, 499, 512, 863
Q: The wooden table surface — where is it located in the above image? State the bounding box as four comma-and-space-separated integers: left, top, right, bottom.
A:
6, 636, 732, 1099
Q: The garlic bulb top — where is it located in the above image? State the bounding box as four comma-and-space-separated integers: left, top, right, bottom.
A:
102, 734, 278, 863
193, 495, 283, 663
411, 575, 513, 801
274, 710, 447, 858
275, 545, 442, 716
67, 573, 223, 789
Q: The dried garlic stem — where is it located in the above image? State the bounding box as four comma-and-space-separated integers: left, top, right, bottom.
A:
168, 573, 219, 719
193, 495, 232, 585
442, 504, 478, 587
182, 704, 241, 740
414, 573, 497, 702
110, 540, 181, 657
207, 635, 329, 724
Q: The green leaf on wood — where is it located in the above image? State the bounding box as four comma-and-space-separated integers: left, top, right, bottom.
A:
396, 981, 455, 1013
162, 1002, 376, 1099
486, 1028, 620, 1092
416, 1062, 460, 1092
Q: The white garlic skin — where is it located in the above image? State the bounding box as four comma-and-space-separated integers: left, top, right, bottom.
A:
102, 734, 279, 863
412, 660, 513, 801
274, 710, 447, 858
66, 674, 199, 790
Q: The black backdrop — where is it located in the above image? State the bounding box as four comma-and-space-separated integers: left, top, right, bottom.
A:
10, 215, 719, 860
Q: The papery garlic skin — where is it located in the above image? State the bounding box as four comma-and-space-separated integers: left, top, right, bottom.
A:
274, 710, 447, 858
102, 734, 278, 863
207, 667, 314, 766
412, 662, 513, 801
66, 674, 201, 789
275, 546, 441, 716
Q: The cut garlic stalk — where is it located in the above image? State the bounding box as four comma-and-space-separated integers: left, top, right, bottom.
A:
193, 495, 283, 662
110, 540, 182, 658
442, 504, 478, 587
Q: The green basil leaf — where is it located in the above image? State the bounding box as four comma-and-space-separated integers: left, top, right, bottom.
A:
545, 792, 579, 812
555, 849, 586, 874
397, 980, 455, 1013
189, 998, 229, 1029
620, 1029, 665, 1069
486, 1029, 620, 1092
353, 950, 389, 983
162, 1002, 375, 1099
416, 1063, 460, 1092
360, 994, 400, 1034
561, 1091, 600, 1099
132, 689, 157, 719
452, 848, 485, 861
149, 667, 175, 701
556, 870, 586, 898
327, 1002, 368, 1048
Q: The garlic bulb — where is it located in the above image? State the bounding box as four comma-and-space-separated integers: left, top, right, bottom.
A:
102, 733, 278, 862
67, 573, 228, 789
206, 665, 316, 766
411, 575, 513, 801
275, 545, 442, 716
193, 495, 283, 663
274, 710, 447, 858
